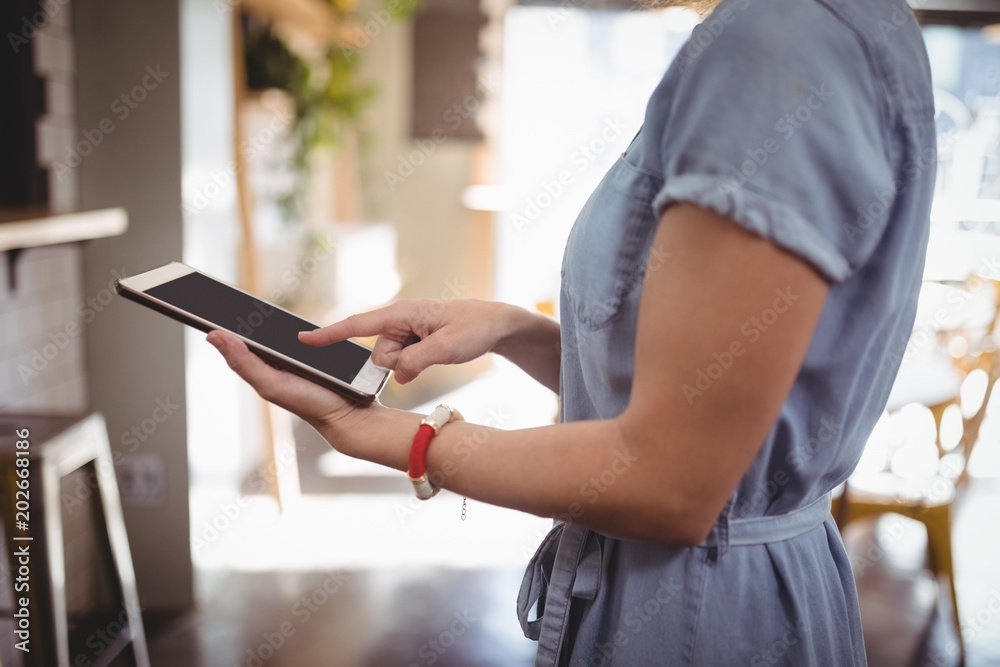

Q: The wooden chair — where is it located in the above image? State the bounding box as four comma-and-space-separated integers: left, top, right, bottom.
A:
0, 414, 149, 667
834, 279, 1000, 665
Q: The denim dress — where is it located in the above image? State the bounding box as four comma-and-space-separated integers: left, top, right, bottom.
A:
516, 0, 936, 664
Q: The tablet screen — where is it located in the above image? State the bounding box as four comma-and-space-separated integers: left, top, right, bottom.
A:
147, 272, 370, 383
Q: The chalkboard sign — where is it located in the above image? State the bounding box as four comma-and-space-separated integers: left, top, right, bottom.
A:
0, 0, 49, 207
411, 4, 488, 141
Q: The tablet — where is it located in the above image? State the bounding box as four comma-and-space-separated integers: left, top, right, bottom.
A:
115, 262, 389, 402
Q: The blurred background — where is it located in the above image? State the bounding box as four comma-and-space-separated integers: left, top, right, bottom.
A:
0, 0, 999, 665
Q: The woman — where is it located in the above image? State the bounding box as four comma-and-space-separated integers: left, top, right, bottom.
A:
209, 0, 936, 663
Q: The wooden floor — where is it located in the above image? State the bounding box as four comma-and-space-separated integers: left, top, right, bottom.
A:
145, 567, 537, 667
139, 478, 1000, 667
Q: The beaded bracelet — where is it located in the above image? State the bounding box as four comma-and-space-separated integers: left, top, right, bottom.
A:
407, 404, 463, 500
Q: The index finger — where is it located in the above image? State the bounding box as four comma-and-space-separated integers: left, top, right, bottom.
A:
298, 305, 407, 347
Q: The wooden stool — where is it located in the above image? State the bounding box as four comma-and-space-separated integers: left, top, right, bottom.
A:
835, 485, 962, 664
0, 413, 149, 667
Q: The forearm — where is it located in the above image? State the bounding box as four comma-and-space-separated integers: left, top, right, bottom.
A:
491, 304, 562, 393
323, 404, 703, 544
213, 203, 827, 550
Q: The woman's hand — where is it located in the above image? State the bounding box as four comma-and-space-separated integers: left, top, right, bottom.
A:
206, 330, 371, 438
207, 298, 558, 451
298, 299, 560, 389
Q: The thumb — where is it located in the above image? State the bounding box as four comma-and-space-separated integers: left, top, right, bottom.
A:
392, 341, 442, 384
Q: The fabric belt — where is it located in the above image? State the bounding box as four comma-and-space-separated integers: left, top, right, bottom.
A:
516, 494, 832, 667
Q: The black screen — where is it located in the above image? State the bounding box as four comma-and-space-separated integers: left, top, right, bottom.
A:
147, 272, 370, 383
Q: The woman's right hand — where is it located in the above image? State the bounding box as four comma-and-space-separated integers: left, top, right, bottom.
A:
298, 299, 537, 385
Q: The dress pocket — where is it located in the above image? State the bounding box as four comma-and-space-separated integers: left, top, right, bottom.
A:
562, 156, 663, 331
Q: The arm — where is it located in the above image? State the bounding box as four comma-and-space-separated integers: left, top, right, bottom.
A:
298, 299, 561, 393
211, 203, 827, 545
491, 304, 561, 393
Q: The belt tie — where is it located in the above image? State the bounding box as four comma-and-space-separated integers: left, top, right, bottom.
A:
516, 494, 832, 666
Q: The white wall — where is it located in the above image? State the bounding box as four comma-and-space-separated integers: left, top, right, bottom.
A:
75, 0, 193, 611
357, 9, 482, 304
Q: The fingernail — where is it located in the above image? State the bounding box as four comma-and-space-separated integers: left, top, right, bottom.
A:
297, 331, 309, 339
208, 336, 225, 351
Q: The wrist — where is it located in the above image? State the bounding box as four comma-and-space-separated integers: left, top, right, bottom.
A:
315, 403, 419, 473
312, 401, 382, 458
491, 303, 543, 359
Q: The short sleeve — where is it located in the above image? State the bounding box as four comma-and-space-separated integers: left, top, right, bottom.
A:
650, 0, 895, 284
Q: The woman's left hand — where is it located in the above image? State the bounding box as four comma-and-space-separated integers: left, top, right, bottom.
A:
206, 330, 370, 438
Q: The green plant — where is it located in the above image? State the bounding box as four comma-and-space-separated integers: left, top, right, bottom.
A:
243, 0, 421, 222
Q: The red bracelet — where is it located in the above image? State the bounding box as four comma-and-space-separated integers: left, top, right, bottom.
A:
407, 404, 463, 500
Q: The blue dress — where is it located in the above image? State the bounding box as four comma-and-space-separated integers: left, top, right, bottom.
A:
516, 0, 936, 664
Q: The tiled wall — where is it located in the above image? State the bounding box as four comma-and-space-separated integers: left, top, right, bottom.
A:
0, 0, 84, 414
0, 244, 87, 413
33, 0, 78, 212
